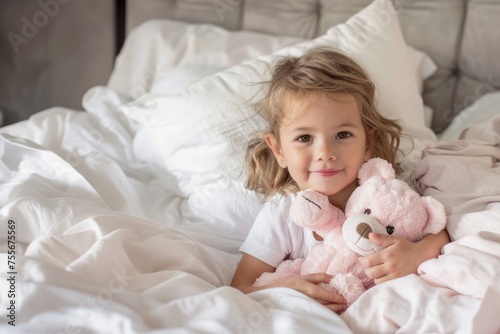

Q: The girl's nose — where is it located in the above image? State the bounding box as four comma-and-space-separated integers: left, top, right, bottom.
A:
315, 142, 336, 161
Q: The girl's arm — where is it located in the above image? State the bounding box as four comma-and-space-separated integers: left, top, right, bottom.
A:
231, 253, 347, 313
358, 229, 450, 284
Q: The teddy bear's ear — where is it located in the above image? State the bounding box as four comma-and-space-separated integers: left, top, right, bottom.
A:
357, 158, 395, 185
421, 196, 447, 235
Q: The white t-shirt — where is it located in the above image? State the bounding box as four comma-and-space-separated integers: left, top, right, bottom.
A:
239, 193, 321, 267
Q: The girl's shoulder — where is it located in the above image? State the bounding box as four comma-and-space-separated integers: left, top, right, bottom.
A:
259, 192, 316, 254
265, 192, 296, 209
260, 192, 297, 221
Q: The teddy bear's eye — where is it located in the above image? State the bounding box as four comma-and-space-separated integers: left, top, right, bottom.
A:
386, 226, 394, 235
364, 209, 371, 215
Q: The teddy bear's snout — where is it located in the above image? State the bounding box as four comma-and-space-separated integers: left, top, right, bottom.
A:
356, 223, 372, 239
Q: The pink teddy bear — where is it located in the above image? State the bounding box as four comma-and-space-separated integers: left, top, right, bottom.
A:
254, 158, 447, 305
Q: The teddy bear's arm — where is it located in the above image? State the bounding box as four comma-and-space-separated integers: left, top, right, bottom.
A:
326, 247, 372, 288
290, 189, 345, 238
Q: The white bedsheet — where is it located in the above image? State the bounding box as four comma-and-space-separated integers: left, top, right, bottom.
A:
1, 88, 499, 333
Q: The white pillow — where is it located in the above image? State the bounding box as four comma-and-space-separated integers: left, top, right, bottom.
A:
407, 46, 438, 129
107, 19, 303, 100
324, 14, 435, 141
407, 46, 438, 94
108, 18, 437, 101
124, 0, 435, 240
149, 65, 224, 95
143, 46, 437, 98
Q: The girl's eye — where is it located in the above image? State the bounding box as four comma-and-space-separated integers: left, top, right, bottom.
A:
336, 131, 352, 139
297, 135, 312, 142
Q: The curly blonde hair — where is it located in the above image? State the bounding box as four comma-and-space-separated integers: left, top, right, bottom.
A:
245, 46, 403, 201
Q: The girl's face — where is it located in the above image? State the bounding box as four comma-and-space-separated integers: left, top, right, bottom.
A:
266, 93, 371, 209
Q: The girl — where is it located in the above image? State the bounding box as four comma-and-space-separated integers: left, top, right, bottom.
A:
230, 47, 450, 314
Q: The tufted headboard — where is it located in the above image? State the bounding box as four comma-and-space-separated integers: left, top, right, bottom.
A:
125, 0, 500, 133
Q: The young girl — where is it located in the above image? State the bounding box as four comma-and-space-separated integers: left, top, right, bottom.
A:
230, 47, 450, 314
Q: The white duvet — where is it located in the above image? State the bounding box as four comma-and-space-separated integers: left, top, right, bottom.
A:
1, 86, 499, 334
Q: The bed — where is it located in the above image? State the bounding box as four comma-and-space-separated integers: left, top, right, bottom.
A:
1, 0, 500, 332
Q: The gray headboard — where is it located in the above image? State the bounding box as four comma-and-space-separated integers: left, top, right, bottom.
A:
0, 0, 115, 126
2, 0, 498, 131
126, 0, 500, 133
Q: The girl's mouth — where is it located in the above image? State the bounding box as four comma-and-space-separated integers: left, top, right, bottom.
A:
313, 169, 339, 176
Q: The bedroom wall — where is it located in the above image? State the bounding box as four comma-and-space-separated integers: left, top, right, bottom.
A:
0, 0, 115, 126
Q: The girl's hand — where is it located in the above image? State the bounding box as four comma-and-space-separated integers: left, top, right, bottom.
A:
358, 229, 450, 284
279, 273, 347, 314
358, 233, 420, 284
231, 254, 347, 314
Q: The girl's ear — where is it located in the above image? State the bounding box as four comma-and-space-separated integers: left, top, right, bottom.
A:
364, 128, 378, 160
265, 133, 286, 168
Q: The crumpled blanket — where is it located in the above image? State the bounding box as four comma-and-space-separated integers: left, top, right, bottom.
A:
416, 115, 500, 241
417, 114, 500, 331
